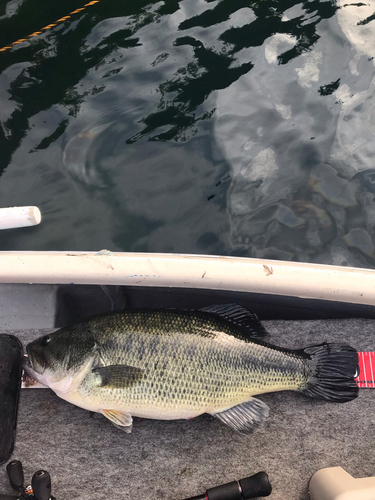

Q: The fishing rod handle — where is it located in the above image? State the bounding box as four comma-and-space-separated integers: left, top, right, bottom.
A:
238, 472, 272, 499
206, 480, 242, 500
206, 471, 272, 500
183, 471, 272, 500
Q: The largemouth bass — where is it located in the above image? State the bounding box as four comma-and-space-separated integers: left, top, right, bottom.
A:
23, 305, 359, 434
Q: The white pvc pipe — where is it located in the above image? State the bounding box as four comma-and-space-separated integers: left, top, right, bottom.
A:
0, 251, 375, 306
0, 206, 41, 230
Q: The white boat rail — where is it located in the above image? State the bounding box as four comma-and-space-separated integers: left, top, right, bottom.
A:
0, 251, 374, 306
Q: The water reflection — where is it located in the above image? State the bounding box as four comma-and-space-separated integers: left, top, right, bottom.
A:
213, 0, 375, 266
0, 0, 375, 266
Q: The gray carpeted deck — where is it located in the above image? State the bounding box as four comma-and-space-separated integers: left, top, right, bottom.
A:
1, 319, 374, 500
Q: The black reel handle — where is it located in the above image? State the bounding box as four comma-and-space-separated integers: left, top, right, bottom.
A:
32, 471, 52, 500
6, 461, 24, 494
2, 460, 55, 500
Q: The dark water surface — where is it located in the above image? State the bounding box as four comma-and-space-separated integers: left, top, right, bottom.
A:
1, 0, 375, 266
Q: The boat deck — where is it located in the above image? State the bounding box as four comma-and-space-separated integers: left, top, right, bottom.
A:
0, 284, 374, 500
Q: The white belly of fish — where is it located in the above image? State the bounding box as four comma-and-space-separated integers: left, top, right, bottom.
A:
55, 385, 209, 421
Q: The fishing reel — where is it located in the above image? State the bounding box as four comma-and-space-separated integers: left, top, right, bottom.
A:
0, 460, 55, 500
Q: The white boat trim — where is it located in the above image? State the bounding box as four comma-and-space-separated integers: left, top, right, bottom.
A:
0, 251, 374, 306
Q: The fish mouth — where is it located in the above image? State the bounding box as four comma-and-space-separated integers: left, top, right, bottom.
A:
22, 352, 37, 377
21, 354, 46, 387
23, 344, 46, 376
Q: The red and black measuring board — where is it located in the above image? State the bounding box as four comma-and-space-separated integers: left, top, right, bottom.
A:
356, 352, 375, 388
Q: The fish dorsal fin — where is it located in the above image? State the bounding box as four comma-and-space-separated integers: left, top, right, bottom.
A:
93, 365, 145, 389
210, 397, 270, 434
200, 304, 267, 339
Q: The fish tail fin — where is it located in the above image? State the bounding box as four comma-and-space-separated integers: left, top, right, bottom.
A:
301, 343, 359, 402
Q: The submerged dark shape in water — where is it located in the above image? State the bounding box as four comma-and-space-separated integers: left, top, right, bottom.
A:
62, 122, 115, 188
24, 305, 358, 435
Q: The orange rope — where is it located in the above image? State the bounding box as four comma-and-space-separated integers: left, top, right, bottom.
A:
0, 0, 100, 52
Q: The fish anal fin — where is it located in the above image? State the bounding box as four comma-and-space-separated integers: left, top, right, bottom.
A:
210, 397, 270, 434
93, 365, 145, 389
200, 304, 267, 339
102, 409, 133, 433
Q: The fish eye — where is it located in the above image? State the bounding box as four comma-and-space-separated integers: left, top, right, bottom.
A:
40, 335, 51, 346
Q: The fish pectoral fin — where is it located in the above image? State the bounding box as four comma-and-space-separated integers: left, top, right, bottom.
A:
210, 397, 270, 434
102, 410, 133, 433
200, 304, 267, 339
93, 365, 145, 389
